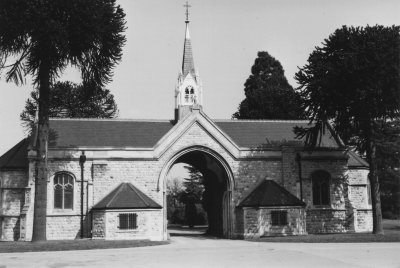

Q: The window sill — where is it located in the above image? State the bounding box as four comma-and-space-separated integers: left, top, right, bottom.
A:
49, 210, 78, 216
311, 205, 332, 209
116, 229, 140, 233
308, 207, 346, 211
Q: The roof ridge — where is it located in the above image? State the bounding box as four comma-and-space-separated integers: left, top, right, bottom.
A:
49, 118, 172, 122
128, 183, 150, 207
105, 184, 124, 208
213, 119, 311, 123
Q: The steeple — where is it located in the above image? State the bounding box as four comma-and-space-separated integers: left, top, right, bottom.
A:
182, 14, 195, 79
174, 2, 203, 122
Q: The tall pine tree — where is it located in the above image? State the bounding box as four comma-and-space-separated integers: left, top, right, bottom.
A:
294, 25, 400, 234
179, 166, 204, 228
0, 0, 126, 241
233, 51, 304, 120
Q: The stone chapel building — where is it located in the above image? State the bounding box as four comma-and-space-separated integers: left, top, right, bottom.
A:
0, 17, 373, 241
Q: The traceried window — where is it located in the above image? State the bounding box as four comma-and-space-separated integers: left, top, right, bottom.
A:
119, 213, 138, 230
271, 211, 287, 226
54, 173, 74, 210
184, 85, 194, 103
312, 170, 331, 206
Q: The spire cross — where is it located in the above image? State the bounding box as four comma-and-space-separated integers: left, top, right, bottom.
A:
184, 1, 191, 23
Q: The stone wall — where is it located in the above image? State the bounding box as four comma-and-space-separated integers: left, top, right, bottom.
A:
281, 146, 298, 195
298, 158, 357, 234
306, 209, 349, 233
47, 216, 81, 239
44, 161, 91, 239
356, 210, 373, 232
2, 189, 24, 215
92, 211, 105, 239
1, 217, 20, 241
241, 207, 306, 238
350, 186, 367, 207
0, 170, 28, 241
348, 169, 372, 232
1, 170, 28, 188
105, 210, 162, 240
92, 161, 161, 207
38, 121, 367, 240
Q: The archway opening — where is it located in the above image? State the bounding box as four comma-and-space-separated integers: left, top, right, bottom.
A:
165, 150, 230, 237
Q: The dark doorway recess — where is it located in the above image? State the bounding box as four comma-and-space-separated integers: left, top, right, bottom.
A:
171, 151, 229, 237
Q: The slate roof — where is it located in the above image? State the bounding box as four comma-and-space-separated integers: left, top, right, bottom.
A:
47, 118, 340, 149
92, 183, 162, 210
348, 150, 369, 168
0, 138, 30, 169
49, 119, 175, 148
238, 179, 306, 207
214, 120, 339, 148
182, 24, 196, 79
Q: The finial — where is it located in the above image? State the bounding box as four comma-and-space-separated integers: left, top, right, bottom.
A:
184, 1, 191, 23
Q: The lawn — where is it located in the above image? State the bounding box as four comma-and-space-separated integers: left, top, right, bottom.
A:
0, 220, 398, 253
251, 219, 400, 243
0, 239, 169, 253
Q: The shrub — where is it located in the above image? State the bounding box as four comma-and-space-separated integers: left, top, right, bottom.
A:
185, 202, 197, 228
196, 204, 208, 225
170, 205, 185, 225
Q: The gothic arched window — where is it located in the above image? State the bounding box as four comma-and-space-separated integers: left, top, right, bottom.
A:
54, 173, 74, 210
312, 170, 330, 206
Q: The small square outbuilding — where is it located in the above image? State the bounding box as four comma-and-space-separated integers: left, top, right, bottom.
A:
237, 178, 307, 238
91, 183, 162, 240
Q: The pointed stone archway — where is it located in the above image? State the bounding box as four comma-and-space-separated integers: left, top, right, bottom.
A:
158, 146, 235, 239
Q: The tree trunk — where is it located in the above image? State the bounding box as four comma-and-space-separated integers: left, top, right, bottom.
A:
365, 118, 384, 235
31, 60, 51, 242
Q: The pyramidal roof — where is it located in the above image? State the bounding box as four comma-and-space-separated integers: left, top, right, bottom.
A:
0, 138, 30, 170
348, 150, 369, 168
182, 22, 196, 80
238, 179, 306, 207
92, 183, 162, 210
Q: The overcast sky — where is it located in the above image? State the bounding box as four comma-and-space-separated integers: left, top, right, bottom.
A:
1, 0, 399, 157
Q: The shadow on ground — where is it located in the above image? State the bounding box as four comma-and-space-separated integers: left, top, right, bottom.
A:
168, 226, 221, 240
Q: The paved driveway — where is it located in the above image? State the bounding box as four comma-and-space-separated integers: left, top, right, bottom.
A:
0, 234, 399, 268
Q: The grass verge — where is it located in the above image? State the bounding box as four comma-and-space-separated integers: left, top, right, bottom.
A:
251, 219, 400, 243
0, 239, 169, 253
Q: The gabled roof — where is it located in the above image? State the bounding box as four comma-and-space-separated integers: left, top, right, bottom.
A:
92, 182, 162, 210
0, 138, 30, 170
238, 179, 306, 207
214, 120, 339, 148
49, 118, 175, 148
348, 150, 369, 168
47, 118, 341, 149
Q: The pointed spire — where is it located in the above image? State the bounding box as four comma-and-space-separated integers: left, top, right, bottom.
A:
182, 2, 195, 79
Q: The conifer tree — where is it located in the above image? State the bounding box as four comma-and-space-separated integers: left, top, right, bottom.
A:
233, 51, 304, 120
20, 81, 119, 134
179, 166, 203, 228
294, 25, 400, 234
